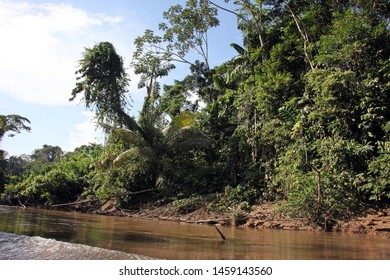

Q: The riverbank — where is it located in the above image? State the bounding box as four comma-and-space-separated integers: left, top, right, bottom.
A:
92, 199, 390, 239
2, 197, 390, 238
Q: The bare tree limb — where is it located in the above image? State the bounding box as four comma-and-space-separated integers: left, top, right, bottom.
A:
284, 3, 314, 70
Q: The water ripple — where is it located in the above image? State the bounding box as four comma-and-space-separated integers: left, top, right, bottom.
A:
0, 232, 156, 260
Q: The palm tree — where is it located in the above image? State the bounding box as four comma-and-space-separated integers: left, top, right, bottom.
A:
105, 110, 211, 191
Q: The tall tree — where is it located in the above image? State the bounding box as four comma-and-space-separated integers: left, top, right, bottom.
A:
134, 0, 219, 71
132, 0, 220, 130
30, 145, 62, 165
70, 42, 136, 130
0, 114, 31, 142
132, 30, 176, 120
0, 114, 30, 192
160, 0, 219, 69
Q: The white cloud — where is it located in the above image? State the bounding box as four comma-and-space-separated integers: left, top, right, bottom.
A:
66, 112, 105, 152
0, 0, 130, 106
188, 90, 206, 110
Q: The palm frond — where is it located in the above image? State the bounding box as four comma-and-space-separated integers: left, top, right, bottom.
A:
165, 126, 211, 150
278, 104, 297, 124
232, 55, 246, 65
230, 43, 246, 56
163, 110, 196, 139
110, 127, 150, 148
113, 146, 155, 166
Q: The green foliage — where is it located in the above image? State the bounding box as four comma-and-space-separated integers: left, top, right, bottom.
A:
171, 195, 206, 214
1, 154, 30, 194
316, 9, 388, 73
90, 161, 155, 207
360, 122, 390, 201
5, 155, 30, 178
160, 0, 219, 68
0, 114, 31, 192
3, 144, 102, 205
159, 82, 194, 118
27, 145, 63, 173
208, 184, 257, 213
8, 169, 83, 205
0, 114, 31, 142
132, 29, 176, 103
5, 169, 75, 205
70, 42, 133, 130
101, 110, 210, 200
6, 1, 390, 222
0, 150, 6, 193
363, 143, 390, 201
274, 137, 369, 220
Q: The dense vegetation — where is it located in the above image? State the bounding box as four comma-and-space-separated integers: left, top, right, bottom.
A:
1, 0, 389, 227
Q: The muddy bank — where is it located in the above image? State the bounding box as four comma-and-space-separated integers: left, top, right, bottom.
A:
117, 202, 390, 238
52, 197, 390, 238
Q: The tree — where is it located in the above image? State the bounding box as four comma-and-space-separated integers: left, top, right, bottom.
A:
58, 0, 389, 218
201, 0, 390, 223
70, 42, 136, 131
27, 144, 63, 173
0, 150, 6, 193
3, 144, 103, 205
266, 4, 390, 222
160, 0, 219, 69
0, 114, 31, 142
31, 145, 62, 163
4, 155, 30, 179
132, 0, 220, 119
132, 30, 176, 121
103, 111, 210, 195
218, 0, 267, 50
133, 0, 219, 72
0, 114, 31, 192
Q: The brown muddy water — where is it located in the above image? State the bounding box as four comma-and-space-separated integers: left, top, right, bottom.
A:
0, 206, 389, 260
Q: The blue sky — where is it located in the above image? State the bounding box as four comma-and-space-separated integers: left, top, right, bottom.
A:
0, 0, 241, 156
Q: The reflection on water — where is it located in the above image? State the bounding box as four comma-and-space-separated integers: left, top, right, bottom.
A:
0, 205, 389, 260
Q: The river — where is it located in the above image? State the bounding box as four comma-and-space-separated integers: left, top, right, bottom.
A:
0, 205, 389, 260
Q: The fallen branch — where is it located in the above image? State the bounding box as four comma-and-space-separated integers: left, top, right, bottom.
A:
51, 198, 103, 207
193, 218, 231, 224
127, 188, 155, 196
18, 198, 26, 208
215, 227, 226, 240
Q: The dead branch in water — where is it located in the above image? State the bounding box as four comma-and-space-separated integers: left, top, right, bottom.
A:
215, 227, 226, 240
187, 218, 231, 225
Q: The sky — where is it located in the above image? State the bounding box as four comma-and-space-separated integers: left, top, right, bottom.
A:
0, 0, 241, 157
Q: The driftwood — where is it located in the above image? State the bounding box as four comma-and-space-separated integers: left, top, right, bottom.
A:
51, 188, 155, 207
190, 218, 231, 225
126, 188, 155, 196
215, 227, 226, 240
18, 198, 26, 208
51, 198, 103, 207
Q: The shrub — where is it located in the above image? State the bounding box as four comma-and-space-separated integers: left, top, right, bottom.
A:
208, 184, 257, 213
171, 195, 206, 214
